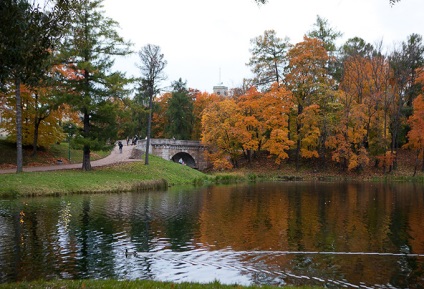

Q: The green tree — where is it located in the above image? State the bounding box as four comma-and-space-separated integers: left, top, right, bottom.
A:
0, 0, 69, 173
389, 34, 424, 155
247, 30, 290, 90
390, 34, 424, 108
307, 15, 342, 53
57, 0, 132, 171
166, 79, 194, 140
340, 37, 374, 59
307, 15, 343, 84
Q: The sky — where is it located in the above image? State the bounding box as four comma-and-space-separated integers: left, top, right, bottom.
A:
102, 0, 424, 93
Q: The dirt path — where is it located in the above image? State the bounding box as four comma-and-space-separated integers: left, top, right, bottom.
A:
0, 142, 142, 175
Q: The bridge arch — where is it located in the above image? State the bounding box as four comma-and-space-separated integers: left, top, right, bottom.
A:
171, 152, 196, 167
135, 138, 209, 171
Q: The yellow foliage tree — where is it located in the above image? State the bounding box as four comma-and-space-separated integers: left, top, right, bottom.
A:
201, 99, 247, 169
326, 91, 369, 171
152, 92, 172, 138
236, 87, 266, 160
2, 83, 68, 151
299, 104, 321, 159
285, 36, 330, 169
192, 91, 221, 140
261, 83, 295, 165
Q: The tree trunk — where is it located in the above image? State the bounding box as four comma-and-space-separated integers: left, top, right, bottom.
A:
145, 88, 153, 165
31, 92, 42, 156
15, 77, 23, 173
82, 144, 91, 171
32, 118, 40, 156
295, 138, 300, 171
413, 150, 419, 177
81, 111, 91, 171
421, 149, 424, 173
295, 104, 303, 171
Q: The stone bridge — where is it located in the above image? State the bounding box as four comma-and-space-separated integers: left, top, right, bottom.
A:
136, 138, 209, 170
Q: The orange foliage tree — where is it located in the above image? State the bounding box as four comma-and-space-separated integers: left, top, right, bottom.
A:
298, 104, 321, 159
192, 91, 221, 140
201, 99, 247, 169
1, 83, 72, 153
285, 36, 330, 169
326, 91, 369, 171
152, 92, 172, 138
236, 87, 267, 161
341, 51, 394, 170
261, 83, 295, 165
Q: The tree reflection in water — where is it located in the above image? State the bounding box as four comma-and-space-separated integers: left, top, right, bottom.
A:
0, 182, 424, 287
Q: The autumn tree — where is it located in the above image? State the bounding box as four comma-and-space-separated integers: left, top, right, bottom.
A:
404, 69, 424, 175
326, 91, 369, 171
285, 36, 331, 169
1, 84, 65, 148
236, 87, 266, 161
0, 0, 70, 172
404, 94, 424, 175
192, 91, 221, 140
247, 30, 290, 90
367, 45, 395, 170
152, 92, 171, 138
57, 0, 132, 171
202, 99, 246, 169
261, 83, 294, 165
340, 42, 396, 171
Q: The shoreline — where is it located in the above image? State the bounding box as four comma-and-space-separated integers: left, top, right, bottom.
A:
1, 146, 424, 198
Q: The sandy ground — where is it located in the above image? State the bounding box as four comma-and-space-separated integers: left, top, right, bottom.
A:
0, 142, 141, 175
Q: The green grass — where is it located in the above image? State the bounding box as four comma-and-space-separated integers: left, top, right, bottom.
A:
48, 142, 110, 164
0, 139, 110, 166
0, 280, 321, 289
0, 155, 211, 197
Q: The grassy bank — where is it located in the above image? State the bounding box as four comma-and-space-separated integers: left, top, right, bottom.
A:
0, 156, 211, 198
0, 139, 110, 168
0, 280, 320, 289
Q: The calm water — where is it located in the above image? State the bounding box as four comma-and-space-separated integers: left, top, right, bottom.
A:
1, 182, 424, 288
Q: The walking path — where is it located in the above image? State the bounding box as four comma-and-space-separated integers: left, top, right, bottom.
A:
0, 142, 141, 175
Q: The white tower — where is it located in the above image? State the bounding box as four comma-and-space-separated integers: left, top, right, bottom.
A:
213, 68, 228, 96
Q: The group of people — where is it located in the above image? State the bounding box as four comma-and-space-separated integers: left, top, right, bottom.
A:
117, 135, 138, 154
126, 136, 138, 146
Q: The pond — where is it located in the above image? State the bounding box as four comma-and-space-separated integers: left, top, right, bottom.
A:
0, 182, 424, 288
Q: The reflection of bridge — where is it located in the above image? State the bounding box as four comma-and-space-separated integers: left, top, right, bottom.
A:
136, 139, 209, 170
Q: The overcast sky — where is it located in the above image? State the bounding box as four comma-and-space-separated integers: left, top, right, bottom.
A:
103, 0, 424, 93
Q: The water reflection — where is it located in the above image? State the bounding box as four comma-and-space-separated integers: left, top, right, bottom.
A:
0, 182, 424, 287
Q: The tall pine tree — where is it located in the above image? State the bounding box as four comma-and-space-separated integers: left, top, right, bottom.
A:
57, 0, 132, 170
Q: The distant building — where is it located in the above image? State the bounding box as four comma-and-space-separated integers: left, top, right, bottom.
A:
213, 83, 228, 96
